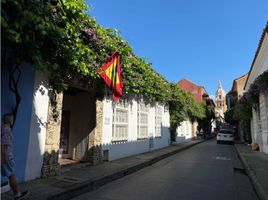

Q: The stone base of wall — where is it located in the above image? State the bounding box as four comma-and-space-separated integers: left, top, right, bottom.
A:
87, 146, 103, 165
41, 163, 60, 178
41, 90, 63, 178
87, 98, 104, 165
41, 151, 61, 178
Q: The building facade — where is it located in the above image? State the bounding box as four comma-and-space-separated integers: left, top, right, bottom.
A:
175, 119, 198, 142
244, 23, 268, 154
227, 74, 248, 109
102, 94, 170, 161
177, 78, 214, 141
177, 78, 209, 102
1, 65, 171, 182
226, 73, 248, 140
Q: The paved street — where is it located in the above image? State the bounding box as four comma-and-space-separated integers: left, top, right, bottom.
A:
72, 139, 258, 200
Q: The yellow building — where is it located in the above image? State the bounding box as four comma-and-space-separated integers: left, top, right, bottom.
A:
215, 81, 227, 119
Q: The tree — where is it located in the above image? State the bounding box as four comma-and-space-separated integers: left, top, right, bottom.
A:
2, 0, 62, 124
197, 103, 215, 135
168, 83, 207, 141
169, 83, 187, 140
1, 0, 100, 124
224, 107, 237, 125
234, 96, 252, 143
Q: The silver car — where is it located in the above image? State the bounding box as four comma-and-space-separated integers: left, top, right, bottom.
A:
217, 129, 234, 144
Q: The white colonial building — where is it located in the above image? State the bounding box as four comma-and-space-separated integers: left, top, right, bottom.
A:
175, 119, 198, 143
245, 23, 268, 154
2, 65, 172, 183
102, 95, 170, 161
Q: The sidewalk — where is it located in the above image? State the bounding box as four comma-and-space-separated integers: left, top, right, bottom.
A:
235, 143, 268, 200
2, 139, 205, 200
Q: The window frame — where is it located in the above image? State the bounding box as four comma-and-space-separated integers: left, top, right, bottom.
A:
155, 105, 162, 138
137, 101, 149, 140
112, 99, 129, 142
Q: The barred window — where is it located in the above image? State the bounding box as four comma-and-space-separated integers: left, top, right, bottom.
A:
137, 101, 149, 139
155, 105, 162, 137
112, 100, 128, 141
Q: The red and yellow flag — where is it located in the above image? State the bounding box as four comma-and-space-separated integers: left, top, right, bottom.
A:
98, 52, 123, 101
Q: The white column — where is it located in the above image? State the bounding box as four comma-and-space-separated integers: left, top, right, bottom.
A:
25, 71, 49, 181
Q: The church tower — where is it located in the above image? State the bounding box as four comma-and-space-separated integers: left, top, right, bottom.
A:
215, 81, 227, 119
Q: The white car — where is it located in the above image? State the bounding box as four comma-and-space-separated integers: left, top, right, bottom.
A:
217, 129, 234, 144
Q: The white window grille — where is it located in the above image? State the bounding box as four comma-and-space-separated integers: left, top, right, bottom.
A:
112, 99, 128, 141
155, 105, 162, 137
137, 101, 149, 139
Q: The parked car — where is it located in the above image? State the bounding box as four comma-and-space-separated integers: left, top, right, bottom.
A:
217, 129, 234, 144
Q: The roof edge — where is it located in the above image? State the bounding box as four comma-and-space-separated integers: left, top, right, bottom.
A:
244, 22, 268, 89
231, 73, 249, 92
177, 78, 201, 88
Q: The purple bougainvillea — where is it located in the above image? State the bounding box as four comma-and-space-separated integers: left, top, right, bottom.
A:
85, 29, 92, 35
93, 61, 99, 68
250, 70, 268, 96
92, 34, 97, 41
243, 70, 268, 108
84, 28, 100, 45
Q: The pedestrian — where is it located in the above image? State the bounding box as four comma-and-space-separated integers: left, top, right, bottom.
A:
1, 113, 29, 200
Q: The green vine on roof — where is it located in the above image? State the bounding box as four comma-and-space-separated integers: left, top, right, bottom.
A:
2, 0, 208, 127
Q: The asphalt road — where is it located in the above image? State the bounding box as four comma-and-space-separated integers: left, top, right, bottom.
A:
72, 139, 258, 200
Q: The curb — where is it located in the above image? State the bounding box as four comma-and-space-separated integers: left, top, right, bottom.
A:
234, 144, 268, 200
48, 140, 205, 200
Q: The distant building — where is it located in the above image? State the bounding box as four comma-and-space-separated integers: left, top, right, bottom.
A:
215, 81, 227, 120
177, 78, 209, 103
227, 73, 248, 109
226, 73, 248, 140
177, 78, 215, 138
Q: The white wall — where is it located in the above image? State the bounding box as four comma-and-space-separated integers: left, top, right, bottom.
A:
102, 95, 170, 161
260, 94, 268, 153
175, 118, 195, 143
155, 103, 170, 149
24, 71, 49, 181
211, 120, 216, 133
246, 31, 268, 154
252, 108, 262, 146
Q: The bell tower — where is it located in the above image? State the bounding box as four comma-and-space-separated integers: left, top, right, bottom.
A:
215, 81, 227, 119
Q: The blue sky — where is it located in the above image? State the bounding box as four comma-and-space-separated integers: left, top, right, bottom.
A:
86, 0, 268, 97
